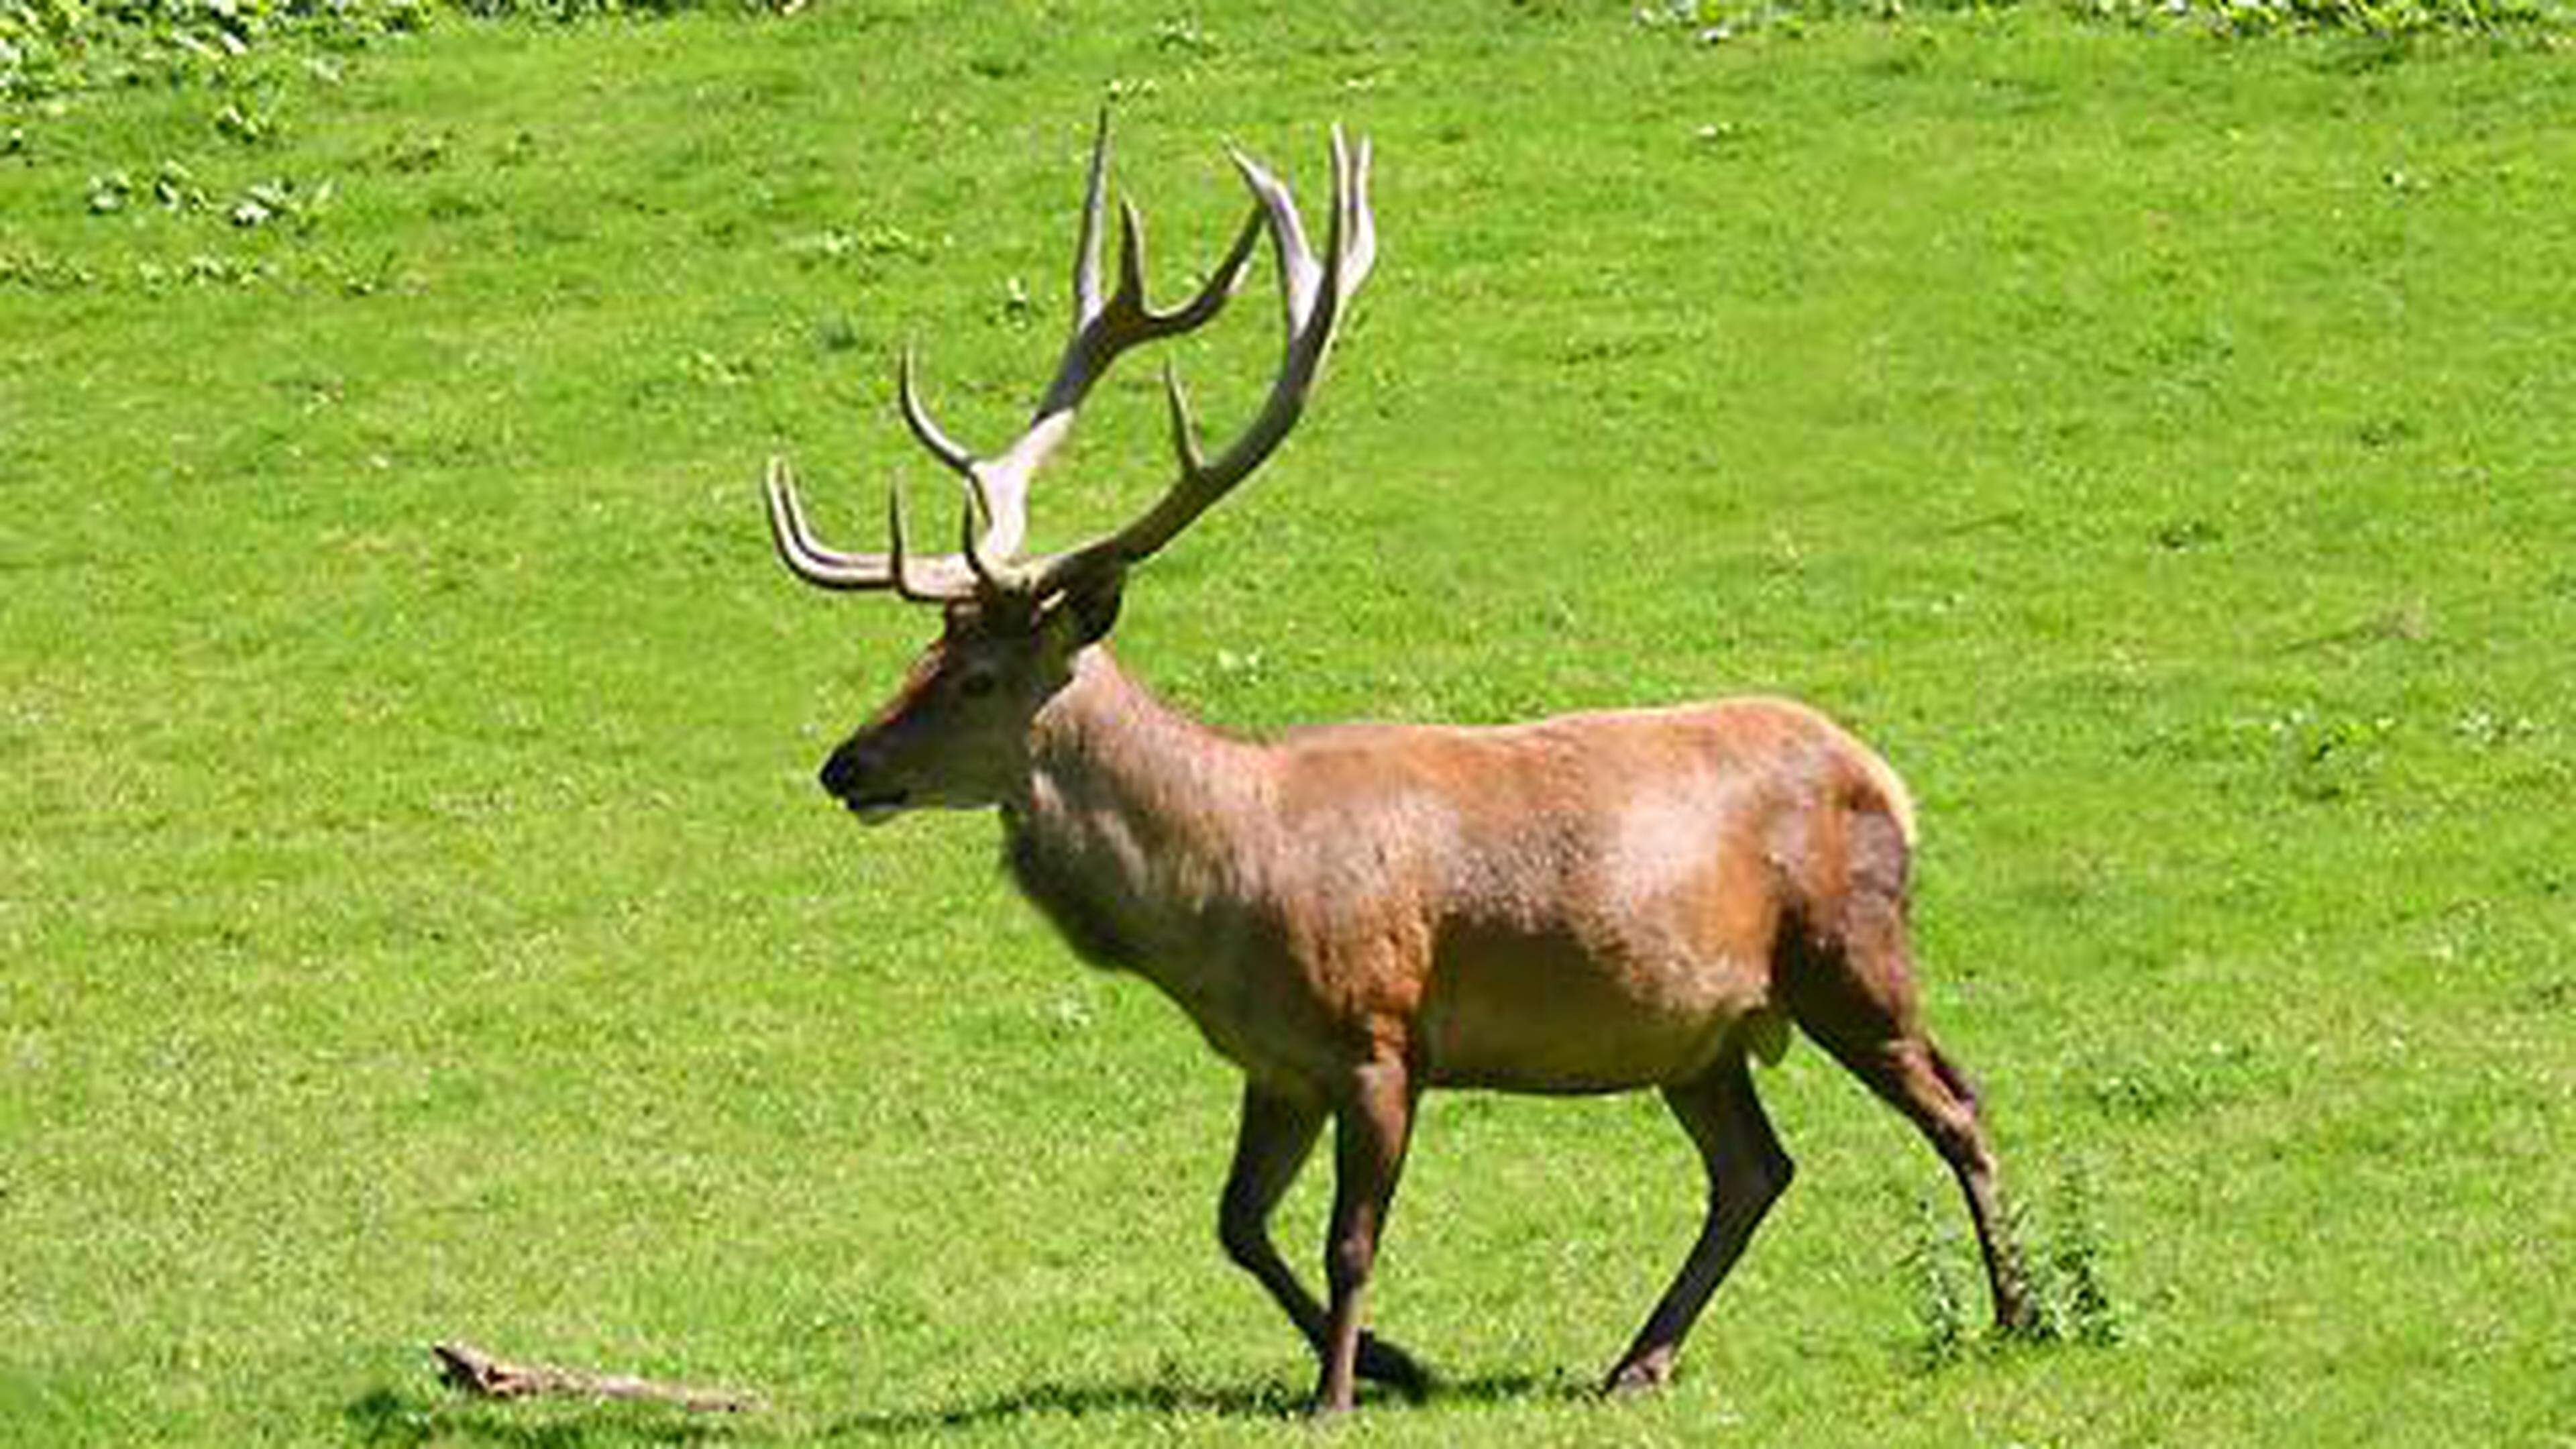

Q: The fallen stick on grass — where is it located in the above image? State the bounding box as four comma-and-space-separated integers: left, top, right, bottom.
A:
431, 1341, 759, 1413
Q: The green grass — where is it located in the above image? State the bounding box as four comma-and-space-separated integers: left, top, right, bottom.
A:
6, 3, 2574, 1444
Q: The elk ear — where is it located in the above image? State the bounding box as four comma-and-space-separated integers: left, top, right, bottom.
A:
1052, 567, 1125, 645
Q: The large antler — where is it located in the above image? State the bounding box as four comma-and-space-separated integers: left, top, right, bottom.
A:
1008, 125, 1374, 600
765, 114, 1374, 604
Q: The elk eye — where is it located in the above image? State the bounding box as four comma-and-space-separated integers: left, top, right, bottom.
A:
958, 671, 998, 700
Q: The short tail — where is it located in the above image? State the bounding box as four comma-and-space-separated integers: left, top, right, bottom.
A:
1856, 746, 1919, 851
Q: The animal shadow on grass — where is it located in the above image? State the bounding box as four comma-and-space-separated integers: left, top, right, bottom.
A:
341, 1365, 1590, 1440
824, 1366, 1590, 1436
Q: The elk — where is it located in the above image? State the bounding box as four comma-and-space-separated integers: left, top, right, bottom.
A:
763, 115, 2033, 1415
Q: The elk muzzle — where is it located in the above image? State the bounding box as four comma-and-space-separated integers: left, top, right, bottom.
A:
818, 737, 907, 824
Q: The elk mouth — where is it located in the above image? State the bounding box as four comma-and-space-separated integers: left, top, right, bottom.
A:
842, 792, 908, 824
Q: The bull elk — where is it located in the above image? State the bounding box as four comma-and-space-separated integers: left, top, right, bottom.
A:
763, 115, 2033, 1415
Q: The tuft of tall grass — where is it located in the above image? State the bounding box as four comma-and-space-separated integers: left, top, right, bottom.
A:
1896, 1163, 2121, 1366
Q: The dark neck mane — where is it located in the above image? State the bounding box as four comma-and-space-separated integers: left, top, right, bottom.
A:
996, 646, 1264, 976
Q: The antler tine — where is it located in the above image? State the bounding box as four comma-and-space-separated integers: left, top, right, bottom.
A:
897, 346, 1023, 568
1073, 106, 1112, 326
1237, 146, 1322, 337
1026, 125, 1374, 593
897, 346, 978, 483
953, 469, 1012, 598
1026, 152, 1265, 421
882, 478, 926, 602
766, 458, 896, 592
763, 453, 987, 601
1336, 126, 1379, 301
884, 476, 1000, 604
1161, 358, 1208, 478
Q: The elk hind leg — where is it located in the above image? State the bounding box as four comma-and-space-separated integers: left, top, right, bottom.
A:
1604, 1051, 1793, 1394
1782, 910, 2035, 1333
1217, 1080, 1428, 1399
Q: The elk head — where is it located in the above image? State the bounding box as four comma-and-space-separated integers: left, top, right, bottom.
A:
765, 115, 1375, 822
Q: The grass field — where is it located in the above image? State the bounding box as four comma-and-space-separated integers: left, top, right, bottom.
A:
5, 1, 2574, 1444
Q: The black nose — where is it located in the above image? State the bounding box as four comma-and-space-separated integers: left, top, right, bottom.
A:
818, 741, 873, 799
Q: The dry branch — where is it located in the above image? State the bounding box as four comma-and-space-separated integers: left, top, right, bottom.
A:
431, 1341, 759, 1414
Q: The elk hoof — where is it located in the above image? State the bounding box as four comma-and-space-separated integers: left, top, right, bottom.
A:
1302, 1391, 1352, 1421
1602, 1349, 1677, 1396
1356, 1331, 1432, 1400
1995, 1296, 2049, 1342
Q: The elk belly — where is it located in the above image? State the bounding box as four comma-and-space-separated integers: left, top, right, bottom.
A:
1415, 926, 1769, 1093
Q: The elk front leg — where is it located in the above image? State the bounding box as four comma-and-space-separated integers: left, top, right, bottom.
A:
1216, 1080, 1429, 1397
1605, 1055, 1794, 1393
1312, 1059, 1417, 1416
